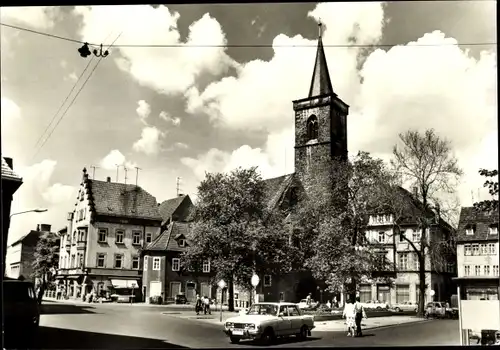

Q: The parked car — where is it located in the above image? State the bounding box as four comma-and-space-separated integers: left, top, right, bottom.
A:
175, 294, 188, 304
361, 300, 389, 310
224, 302, 315, 344
297, 299, 319, 309
424, 301, 446, 319
3, 278, 40, 348
392, 301, 417, 313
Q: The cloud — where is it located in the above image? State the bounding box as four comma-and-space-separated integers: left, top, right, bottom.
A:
64, 72, 78, 82
136, 99, 151, 124
8, 160, 76, 244
74, 6, 238, 95
0, 6, 60, 29
159, 111, 181, 126
182, 2, 496, 210
100, 149, 137, 170
1, 97, 22, 155
132, 127, 165, 155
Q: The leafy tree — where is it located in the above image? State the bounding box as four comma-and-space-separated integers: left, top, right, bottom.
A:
390, 129, 462, 317
31, 232, 60, 304
473, 169, 499, 212
292, 151, 394, 301
181, 167, 297, 311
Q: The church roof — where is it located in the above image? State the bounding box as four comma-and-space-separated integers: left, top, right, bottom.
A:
262, 173, 296, 211
308, 35, 335, 98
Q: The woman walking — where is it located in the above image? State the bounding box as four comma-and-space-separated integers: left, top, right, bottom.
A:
195, 295, 203, 315
342, 298, 356, 337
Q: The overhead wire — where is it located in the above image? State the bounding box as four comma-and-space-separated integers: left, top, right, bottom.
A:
31, 32, 123, 161
1, 22, 496, 49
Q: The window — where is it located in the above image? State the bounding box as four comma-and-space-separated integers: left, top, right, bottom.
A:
202, 260, 210, 273
78, 230, 86, 242
399, 230, 406, 242
145, 232, 152, 244
306, 115, 319, 141
79, 191, 84, 201
413, 253, 420, 270
464, 244, 472, 256
474, 265, 481, 276
98, 228, 107, 243
132, 256, 140, 270
96, 253, 105, 268
77, 253, 83, 267
144, 256, 149, 271
359, 284, 372, 303
83, 208, 86, 219
287, 305, 300, 316
489, 224, 498, 235
264, 275, 272, 287
114, 254, 123, 268
378, 232, 385, 243
464, 265, 471, 276
465, 225, 475, 235
172, 258, 180, 272
484, 265, 490, 276
399, 253, 409, 270
480, 244, 487, 255
462, 286, 499, 301
396, 285, 410, 303
412, 230, 421, 242
153, 257, 161, 271
178, 238, 186, 247
115, 230, 124, 244
72, 230, 77, 242
472, 244, 480, 256
488, 243, 496, 255
71, 254, 76, 268
132, 231, 141, 245
494, 265, 499, 276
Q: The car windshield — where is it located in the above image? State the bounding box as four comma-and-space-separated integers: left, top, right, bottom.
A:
4, 282, 36, 302
247, 304, 279, 316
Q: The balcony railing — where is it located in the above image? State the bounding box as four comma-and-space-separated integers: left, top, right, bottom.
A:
76, 241, 86, 250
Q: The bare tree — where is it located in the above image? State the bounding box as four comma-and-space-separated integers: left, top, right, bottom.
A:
390, 129, 462, 317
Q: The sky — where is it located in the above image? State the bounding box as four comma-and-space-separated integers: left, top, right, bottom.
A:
1, 2, 497, 243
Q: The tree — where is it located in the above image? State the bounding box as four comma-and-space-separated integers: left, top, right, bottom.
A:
31, 232, 59, 304
391, 129, 462, 317
181, 167, 297, 311
293, 151, 394, 300
473, 169, 499, 212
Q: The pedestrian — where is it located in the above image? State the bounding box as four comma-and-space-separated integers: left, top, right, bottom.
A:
333, 296, 338, 308
326, 300, 332, 309
203, 295, 211, 315
342, 297, 356, 337
353, 296, 367, 337
195, 294, 203, 315
306, 293, 312, 307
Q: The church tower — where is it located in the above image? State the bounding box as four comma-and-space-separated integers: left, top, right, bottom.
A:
292, 22, 349, 196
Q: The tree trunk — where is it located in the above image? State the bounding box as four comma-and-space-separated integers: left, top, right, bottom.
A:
228, 275, 235, 312
417, 254, 426, 317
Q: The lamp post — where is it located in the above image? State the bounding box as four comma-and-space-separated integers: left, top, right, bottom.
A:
9, 208, 48, 218
218, 279, 226, 322
251, 274, 260, 307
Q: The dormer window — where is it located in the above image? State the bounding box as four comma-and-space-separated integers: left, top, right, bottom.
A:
489, 224, 498, 235
306, 115, 319, 141
465, 225, 475, 236
178, 238, 186, 247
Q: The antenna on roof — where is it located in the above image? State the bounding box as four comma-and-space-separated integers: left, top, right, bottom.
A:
90, 165, 100, 180
134, 166, 142, 186
124, 166, 128, 185
176, 177, 182, 196
115, 164, 120, 182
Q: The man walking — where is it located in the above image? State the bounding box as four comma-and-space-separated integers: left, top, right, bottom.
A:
353, 296, 367, 337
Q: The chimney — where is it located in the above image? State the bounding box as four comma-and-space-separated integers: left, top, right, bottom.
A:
178, 193, 184, 197
36, 224, 40, 231
82, 167, 89, 182
4, 157, 13, 169
40, 224, 51, 232
106, 176, 111, 183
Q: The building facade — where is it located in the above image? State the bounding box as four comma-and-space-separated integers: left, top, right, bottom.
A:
56, 168, 162, 301
6, 224, 58, 283
454, 207, 499, 345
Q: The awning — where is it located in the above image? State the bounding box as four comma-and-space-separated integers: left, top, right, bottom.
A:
110, 279, 139, 289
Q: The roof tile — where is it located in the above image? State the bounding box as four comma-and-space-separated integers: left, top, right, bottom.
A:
457, 206, 499, 242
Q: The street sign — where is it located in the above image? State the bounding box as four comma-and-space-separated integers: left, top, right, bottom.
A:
251, 274, 260, 287
218, 279, 226, 289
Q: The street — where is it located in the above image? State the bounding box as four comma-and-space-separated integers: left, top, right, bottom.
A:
26, 301, 461, 348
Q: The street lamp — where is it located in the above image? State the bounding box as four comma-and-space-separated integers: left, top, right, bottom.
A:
218, 279, 226, 322
251, 274, 260, 307
10, 208, 48, 218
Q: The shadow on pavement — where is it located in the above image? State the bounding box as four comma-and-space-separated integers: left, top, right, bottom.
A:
247, 336, 322, 347
40, 303, 97, 315
29, 326, 187, 349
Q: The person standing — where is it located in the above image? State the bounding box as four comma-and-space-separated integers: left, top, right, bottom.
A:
306, 293, 312, 307
342, 298, 356, 337
353, 296, 367, 337
195, 295, 203, 315
203, 295, 211, 315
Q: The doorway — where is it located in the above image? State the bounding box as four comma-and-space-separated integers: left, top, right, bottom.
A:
186, 282, 196, 302
377, 285, 390, 303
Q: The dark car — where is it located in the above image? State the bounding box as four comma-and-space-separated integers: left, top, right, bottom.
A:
175, 294, 187, 304
3, 278, 40, 347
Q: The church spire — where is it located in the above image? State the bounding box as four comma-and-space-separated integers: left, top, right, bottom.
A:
308, 21, 334, 98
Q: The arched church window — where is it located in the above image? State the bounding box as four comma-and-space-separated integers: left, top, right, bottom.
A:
307, 115, 319, 141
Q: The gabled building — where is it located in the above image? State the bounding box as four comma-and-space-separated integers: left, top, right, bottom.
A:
56, 168, 163, 301
454, 207, 499, 344
6, 224, 59, 283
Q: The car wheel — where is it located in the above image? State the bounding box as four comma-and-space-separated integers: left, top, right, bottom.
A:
229, 336, 240, 344
394, 307, 401, 313
260, 328, 275, 345
298, 325, 309, 340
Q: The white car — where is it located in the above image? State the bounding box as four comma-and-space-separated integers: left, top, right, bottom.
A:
362, 300, 389, 309
223, 302, 315, 344
297, 299, 319, 309
392, 301, 417, 313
